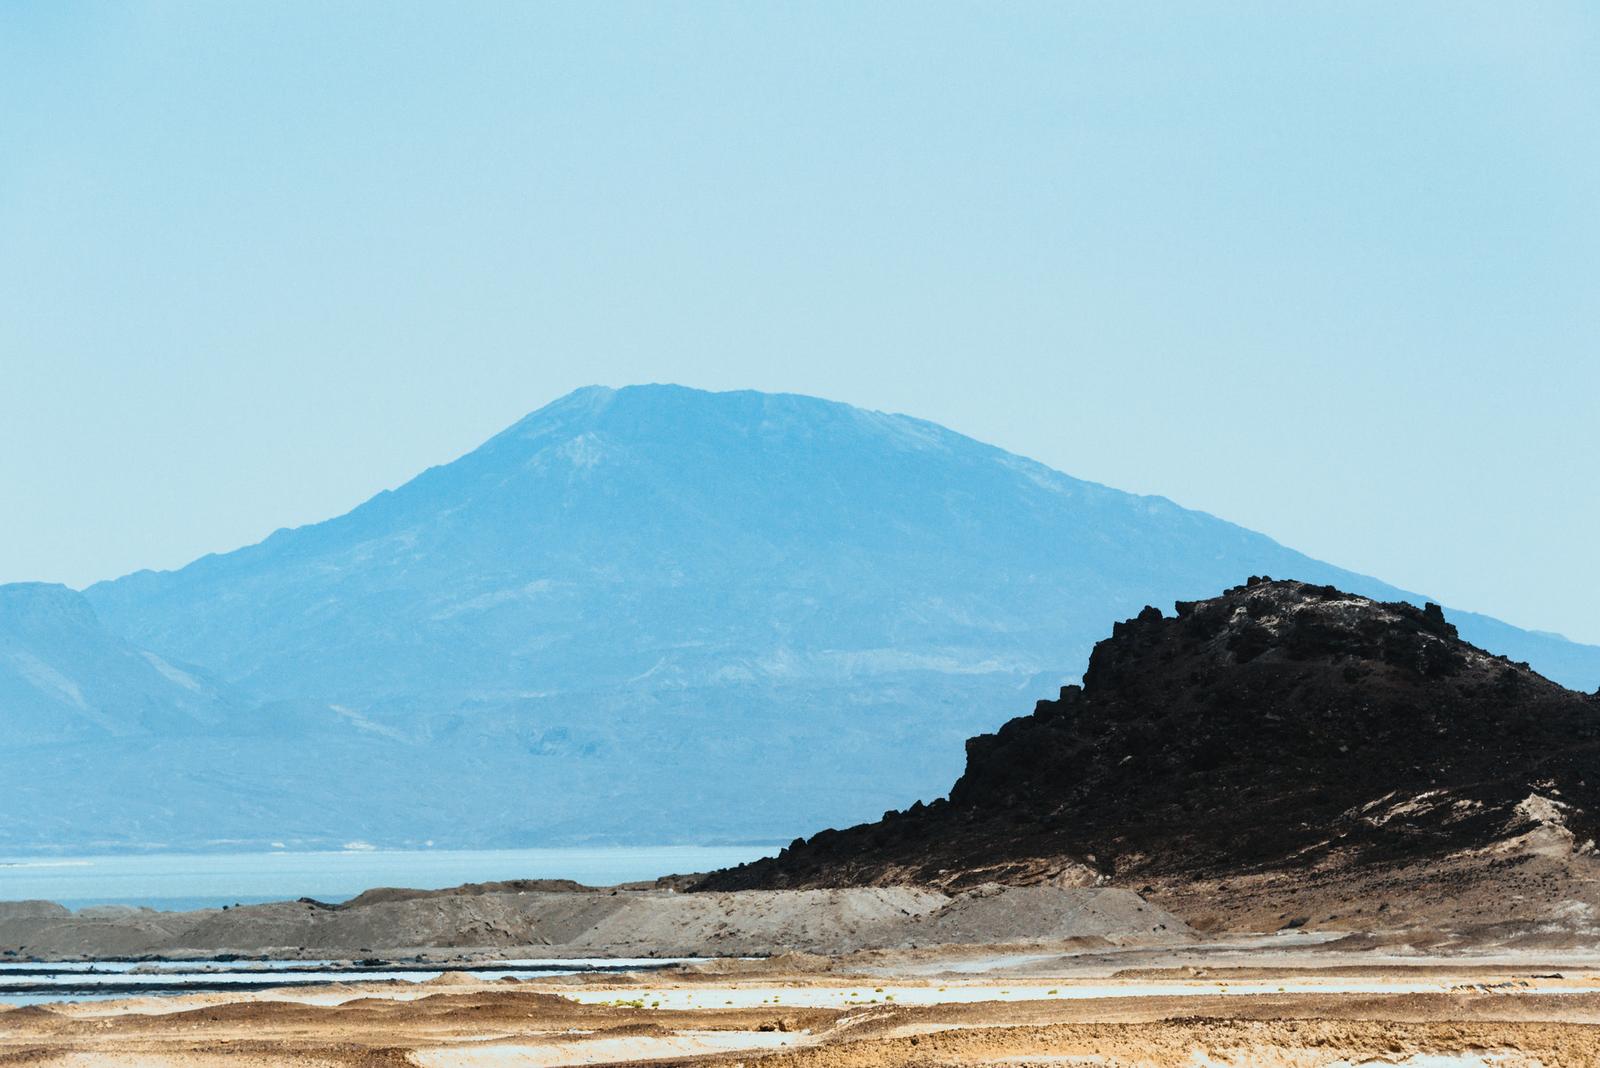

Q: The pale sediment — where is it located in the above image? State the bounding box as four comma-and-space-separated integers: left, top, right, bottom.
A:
0, 884, 1191, 961
5, 939, 1600, 1067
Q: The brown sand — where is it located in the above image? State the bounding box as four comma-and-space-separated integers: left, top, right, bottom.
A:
5, 939, 1600, 1066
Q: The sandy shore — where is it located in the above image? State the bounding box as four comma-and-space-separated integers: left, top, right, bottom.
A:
5, 936, 1600, 1066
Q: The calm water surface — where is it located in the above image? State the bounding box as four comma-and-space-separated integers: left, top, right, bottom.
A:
0, 845, 778, 911
0, 958, 715, 1005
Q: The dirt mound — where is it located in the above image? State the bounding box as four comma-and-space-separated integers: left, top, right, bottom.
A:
0, 902, 69, 922
920, 886, 1188, 945
0, 884, 1190, 959
701, 579, 1600, 927
338, 879, 593, 908
419, 971, 479, 986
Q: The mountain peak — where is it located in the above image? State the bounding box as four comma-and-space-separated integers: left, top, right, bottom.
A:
0, 582, 103, 634
54, 389, 1600, 852
498, 384, 954, 451
1086, 576, 1474, 688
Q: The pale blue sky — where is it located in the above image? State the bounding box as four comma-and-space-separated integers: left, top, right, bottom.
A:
2, 3, 1596, 642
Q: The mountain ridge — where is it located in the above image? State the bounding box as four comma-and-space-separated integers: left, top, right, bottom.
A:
0, 582, 234, 745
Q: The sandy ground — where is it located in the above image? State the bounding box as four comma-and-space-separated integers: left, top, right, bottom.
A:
5, 937, 1600, 1067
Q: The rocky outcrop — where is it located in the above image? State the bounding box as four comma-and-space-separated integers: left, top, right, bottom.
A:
703, 579, 1600, 899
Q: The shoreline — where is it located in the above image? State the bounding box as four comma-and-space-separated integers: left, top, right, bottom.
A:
0, 844, 779, 915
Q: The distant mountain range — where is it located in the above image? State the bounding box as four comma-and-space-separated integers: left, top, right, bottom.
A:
3, 385, 1596, 853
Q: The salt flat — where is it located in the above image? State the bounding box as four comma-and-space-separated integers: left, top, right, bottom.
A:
4, 938, 1600, 1066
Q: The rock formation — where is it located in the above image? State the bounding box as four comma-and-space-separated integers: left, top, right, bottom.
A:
703, 579, 1600, 931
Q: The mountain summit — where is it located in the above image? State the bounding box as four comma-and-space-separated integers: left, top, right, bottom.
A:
86, 385, 1600, 701
2, 385, 1592, 852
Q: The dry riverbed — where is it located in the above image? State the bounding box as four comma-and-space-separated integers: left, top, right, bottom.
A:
5, 936, 1600, 1066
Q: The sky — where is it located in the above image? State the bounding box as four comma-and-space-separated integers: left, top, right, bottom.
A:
2, 3, 1596, 643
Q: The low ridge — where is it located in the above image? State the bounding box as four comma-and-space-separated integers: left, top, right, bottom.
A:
703, 579, 1600, 930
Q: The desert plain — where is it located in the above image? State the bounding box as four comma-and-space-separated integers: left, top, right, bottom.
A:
5, 878, 1600, 1067
5, 936, 1600, 1067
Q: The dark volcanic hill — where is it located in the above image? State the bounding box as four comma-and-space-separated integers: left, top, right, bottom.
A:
702, 578, 1600, 923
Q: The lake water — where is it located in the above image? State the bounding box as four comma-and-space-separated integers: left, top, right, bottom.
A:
0, 958, 715, 1005
0, 845, 778, 911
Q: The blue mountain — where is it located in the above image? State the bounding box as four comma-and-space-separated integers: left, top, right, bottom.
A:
0, 583, 232, 745
4, 385, 1593, 852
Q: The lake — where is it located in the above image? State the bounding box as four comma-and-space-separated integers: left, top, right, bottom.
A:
0, 958, 713, 1005
0, 845, 778, 911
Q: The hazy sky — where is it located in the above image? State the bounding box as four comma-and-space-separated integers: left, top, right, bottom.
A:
3, 3, 1596, 643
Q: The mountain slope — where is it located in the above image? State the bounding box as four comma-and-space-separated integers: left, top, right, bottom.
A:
0, 583, 232, 745
702, 579, 1600, 933
86, 385, 1600, 698
8, 383, 1589, 852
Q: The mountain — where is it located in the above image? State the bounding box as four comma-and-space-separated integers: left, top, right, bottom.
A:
702, 579, 1600, 934
3, 384, 1593, 853
0, 583, 231, 745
